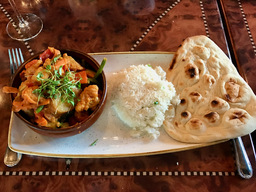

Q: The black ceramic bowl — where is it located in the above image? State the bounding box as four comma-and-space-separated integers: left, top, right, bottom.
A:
11, 49, 107, 137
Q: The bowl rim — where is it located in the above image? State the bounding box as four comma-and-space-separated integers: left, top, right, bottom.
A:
11, 48, 107, 133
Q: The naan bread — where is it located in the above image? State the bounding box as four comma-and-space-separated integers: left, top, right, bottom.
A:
163, 35, 256, 143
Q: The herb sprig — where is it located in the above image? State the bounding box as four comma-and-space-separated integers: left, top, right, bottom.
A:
89, 139, 98, 146
33, 55, 81, 107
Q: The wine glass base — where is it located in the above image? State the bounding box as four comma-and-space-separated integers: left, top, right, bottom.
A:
6, 13, 43, 41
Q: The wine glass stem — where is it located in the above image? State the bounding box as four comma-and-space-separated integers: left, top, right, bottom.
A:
8, 0, 26, 26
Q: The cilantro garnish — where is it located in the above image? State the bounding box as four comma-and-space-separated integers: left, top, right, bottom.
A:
33, 60, 81, 107
89, 139, 98, 146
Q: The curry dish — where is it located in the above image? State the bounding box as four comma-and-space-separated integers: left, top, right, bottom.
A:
3, 47, 105, 128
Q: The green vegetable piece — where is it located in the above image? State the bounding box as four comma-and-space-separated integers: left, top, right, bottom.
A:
94, 58, 107, 79
87, 77, 99, 85
51, 54, 61, 65
36, 105, 44, 113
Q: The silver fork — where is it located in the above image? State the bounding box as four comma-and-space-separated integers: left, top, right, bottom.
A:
4, 48, 24, 167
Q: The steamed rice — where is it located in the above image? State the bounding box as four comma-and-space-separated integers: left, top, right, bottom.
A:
111, 64, 176, 139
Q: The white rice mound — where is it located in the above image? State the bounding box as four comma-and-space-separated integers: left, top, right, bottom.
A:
111, 64, 176, 139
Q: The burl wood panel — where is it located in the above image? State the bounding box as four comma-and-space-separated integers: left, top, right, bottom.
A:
135, 0, 228, 54
1, 175, 256, 192
1, 0, 228, 54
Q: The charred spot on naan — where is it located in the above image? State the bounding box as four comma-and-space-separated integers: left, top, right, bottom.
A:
223, 108, 250, 125
177, 98, 188, 112
230, 110, 248, 123
180, 111, 192, 124
225, 79, 240, 102
204, 111, 220, 124
185, 118, 206, 134
189, 92, 202, 103
181, 111, 189, 117
221, 75, 251, 106
210, 97, 230, 114
180, 98, 186, 105
169, 53, 177, 70
184, 63, 199, 79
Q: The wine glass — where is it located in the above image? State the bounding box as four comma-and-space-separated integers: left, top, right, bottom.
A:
6, 0, 43, 41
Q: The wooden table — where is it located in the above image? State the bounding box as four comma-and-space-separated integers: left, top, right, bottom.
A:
0, 0, 255, 191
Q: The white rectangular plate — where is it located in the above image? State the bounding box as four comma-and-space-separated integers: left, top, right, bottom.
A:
8, 52, 223, 158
